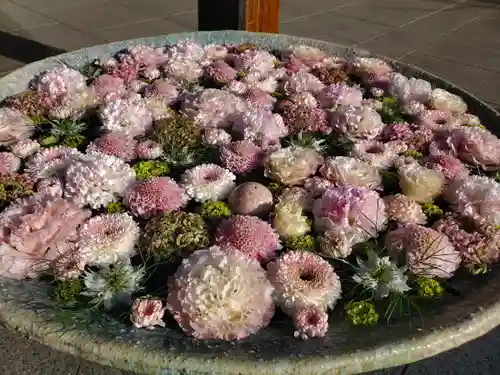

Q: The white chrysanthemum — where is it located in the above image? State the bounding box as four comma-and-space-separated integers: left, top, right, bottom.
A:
163, 57, 203, 83
49, 87, 97, 120
273, 200, 311, 239
430, 88, 467, 114
25, 146, 84, 180
202, 128, 232, 146
166, 246, 275, 340
82, 261, 144, 310
320, 156, 383, 190
64, 153, 135, 208
181, 163, 236, 202
78, 213, 140, 267
353, 250, 410, 299
99, 93, 153, 137
282, 72, 325, 94
264, 146, 323, 185
11, 139, 40, 158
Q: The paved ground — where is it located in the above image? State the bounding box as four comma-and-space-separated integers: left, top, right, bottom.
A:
0, 0, 499, 373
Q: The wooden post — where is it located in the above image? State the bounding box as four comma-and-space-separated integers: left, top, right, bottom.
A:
198, 0, 280, 33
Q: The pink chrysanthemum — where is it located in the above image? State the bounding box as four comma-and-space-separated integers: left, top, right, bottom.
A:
215, 215, 281, 262
232, 107, 288, 150
90, 74, 126, 102
182, 88, 247, 129
282, 72, 325, 95
280, 101, 330, 134
245, 87, 276, 110
25, 146, 83, 180
383, 194, 427, 225
424, 153, 469, 180
104, 55, 140, 83
0, 152, 20, 177
0, 193, 91, 279
11, 139, 40, 159
386, 225, 461, 279
388, 73, 432, 104
166, 246, 275, 340
135, 140, 164, 160
36, 177, 63, 197
143, 79, 179, 104
205, 60, 237, 83
78, 213, 140, 267
316, 83, 363, 109
124, 177, 187, 219
313, 185, 388, 237
331, 104, 385, 140
99, 93, 153, 137
416, 110, 454, 130
267, 250, 342, 316
293, 306, 329, 340
181, 164, 236, 202
219, 140, 264, 174
381, 123, 413, 143
86, 133, 138, 162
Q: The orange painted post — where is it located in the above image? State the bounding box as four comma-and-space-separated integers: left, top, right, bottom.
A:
198, 0, 280, 33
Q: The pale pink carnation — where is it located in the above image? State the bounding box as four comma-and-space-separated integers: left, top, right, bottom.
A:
0, 152, 20, 177
316, 83, 363, 109
165, 40, 205, 62
283, 45, 327, 69
384, 194, 427, 225
351, 140, 406, 169
267, 250, 341, 316
104, 55, 140, 83
219, 140, 264, 173
331, 104, 385, 140
166, 246, 275, 340
86, 133, 137, 162
205, 60, 237, 82
11, 139, 40, 159
313, 186, 388, 237
416, 110, 455, 130
304, 177, 334, 197
351, 57, 393, 86
124, 177, 187, 219
282, 72, 325, 95
289, 92, 319, 108
181, 164, 236, 202
381, 123, 413, 142
430, 88, 467, 114
386, 225, 461, 279
282, 56, 310, 74
320, 156, 382, 190
0, 193, 91, 279
163, 57, 203, 83
388, 73, 432, 104
33, 67, 87, 105
424, 153, 469, 180
143, 79, 180, 105
130, 298, 166, 330
36, 177, 63, 197
215, 215, 280, 262
25, 146, 83, 180
245, 87, 276, 110
0, 107, 36, 147
293, 306, 329, 340
447, 127, 500, 170
90, 74, 126, 102
232, 49, 276, 77
135, 140, 164, 159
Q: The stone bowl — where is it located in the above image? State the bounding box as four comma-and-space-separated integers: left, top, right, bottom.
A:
0, 31, 499, 375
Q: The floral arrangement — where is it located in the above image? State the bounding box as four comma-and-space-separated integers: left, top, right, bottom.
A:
0, 40, 499, 341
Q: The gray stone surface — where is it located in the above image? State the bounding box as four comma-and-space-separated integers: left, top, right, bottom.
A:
0, 0, 499, 374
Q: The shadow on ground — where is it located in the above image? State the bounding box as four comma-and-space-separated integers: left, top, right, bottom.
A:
0, 30, 65, 64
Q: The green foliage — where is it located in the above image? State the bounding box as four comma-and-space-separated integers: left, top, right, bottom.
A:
403, 149, 423, 160
0, 175, 34, 210
267, 182, 285, 196
379, 96, 405, 124
141, 212, 211, 261
421, 203, 444, 220
149, 113, 203, 153
346, 301, 379, 326
380, 169, 400, 194
416, 277, 444, 298
285, 132, 327, 153
199, 201, 231, 220
284, 235, 316, 252
106, 201, 126, 214
60, 134, 86, 148
40, 119, 88, 148
326, 134, 353, 156
53, 279, 83, 307
133, 160, 170, 180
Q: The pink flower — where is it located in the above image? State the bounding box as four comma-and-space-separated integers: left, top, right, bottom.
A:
384, 194, 427, 225
33, 67, 87, 106
293, 306, 329, 340
11, 139, 40, 159
0, 152, 20, 177
381, 123, 413, 143
0, 108, 35, 147
0, 193, 91, 279
313, 186, 388, 237
416, 110, 454, 130
424, 153, 468, 180
245, 88, 276, 110
267, 251, 341, 316
104, 55, 140, 83
124, 177, 187, 219
232, 49, 276, 77
351, 57, 393, 87
386, 225, 461, 279
90, 74, 126, 102
283, 45, 327, 69
447, 127, 500, 170
215, 215, 280, 262
143, 79, 179, 105
166, 246, 275, 340
135, 140, 164, 159
388, 73, 432, 104
219, 140, 264, 174
130, 298, 166, 330
205, 60, 237, 83
25, 146, 83, 180
316, 83, 363, 109
36, 177, 63, 197
320, 156, 382, 190
202, 128, 232, 146
282, 72, 325, 95
282, 56, 310, 74
304, 177, 334, 198
280, 101, 330, 134
331, 104, 385, 140
86, 133, 137, 162
351, 140, 406, 169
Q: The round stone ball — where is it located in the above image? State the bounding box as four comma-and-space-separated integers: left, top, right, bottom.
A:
228, 182, 274, 217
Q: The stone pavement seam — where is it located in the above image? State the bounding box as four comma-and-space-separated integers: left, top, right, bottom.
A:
280, 0, 368, 24
408, 51, 500, 75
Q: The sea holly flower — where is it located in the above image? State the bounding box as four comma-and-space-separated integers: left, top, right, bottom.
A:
352, 250, 411, 299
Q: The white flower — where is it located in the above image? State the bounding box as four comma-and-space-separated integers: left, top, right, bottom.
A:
163, 57, 203, 83
78, 213, 140, 267
273, 200, 311, 239
264, 146, 323, 185
282, 72, 325, 94
352, 250, 410, 299
25, 146, 84, 180
320, 156, 383, 190
11, 139, 40, 158
430, 88, 467, 114
202, 128, 232, 146
317, 229, 364, 259
82, 261, 144, 310
181, 163, 236, 202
